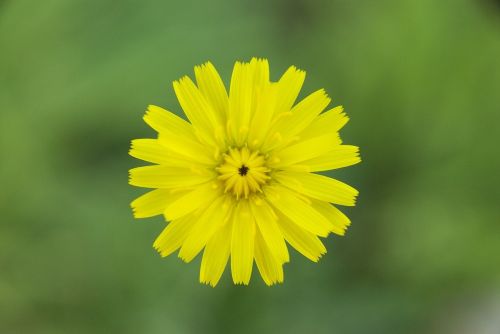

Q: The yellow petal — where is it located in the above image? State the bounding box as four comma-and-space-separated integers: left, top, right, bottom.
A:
143, 105, 196, 141
129, 139, 171, 165
178, 196, 232, 262
230, 201, 255, 285
274, 171, 358, 206
227, 58, 269, 146
250, 57, 270, 88
273, 65, 306, 117
247, 82, 275, 149
153, 215, 197, 257
299, 106, 348, 141
200, 221, 232, 287
131, 188, 181, 219
250, 199, 289, 263
130, 138, 216, 168
164, 182, 220, 221
130, 138, 210, 168
128, 165, 215, 189
265, 185, 332, 237
267, 89, 331, 150
173, 76, 220, 146
143, 104, 217, 164
227, 61, 250, 145
157, 132, 216, 166
276, 212, 326, 262
194, 61, 228, 123
268, 133, 341, 168
297, 145, 361, 172
254, 228, 284, 286
310, 199, 351, 236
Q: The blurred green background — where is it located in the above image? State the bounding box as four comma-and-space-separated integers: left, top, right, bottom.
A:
1, 0, 500, 333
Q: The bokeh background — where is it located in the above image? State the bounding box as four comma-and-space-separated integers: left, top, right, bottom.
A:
1, 0, 500, 333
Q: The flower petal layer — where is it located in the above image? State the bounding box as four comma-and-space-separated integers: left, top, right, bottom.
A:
231, 202, 255, 285
274, 171, 358, 206
200, 221, 232, 287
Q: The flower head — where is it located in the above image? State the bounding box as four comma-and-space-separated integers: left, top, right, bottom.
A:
129, 58, 361, 286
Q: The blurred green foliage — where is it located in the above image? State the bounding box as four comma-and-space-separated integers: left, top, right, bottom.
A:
1, 0, 500, 333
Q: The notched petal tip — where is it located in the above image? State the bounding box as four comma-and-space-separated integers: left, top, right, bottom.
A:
177, 253, 191, 263
202, 60, 215, 68
145, 104, 167, 117
130, 207, 153, 219
232, 279, 251, 286
317, 88, 328, 96
194, 61, 215, 76
336, 230, 346, 237
200, 279, 218, 288
172, 75, 190, 88
312, 248, 328, 262
249, 57, 270, 65
288, 64, 306, 77
153, 238, 174, 258
332, 104, 344, 113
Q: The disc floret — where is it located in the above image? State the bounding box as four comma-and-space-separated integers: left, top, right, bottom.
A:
216, 146, 270, 199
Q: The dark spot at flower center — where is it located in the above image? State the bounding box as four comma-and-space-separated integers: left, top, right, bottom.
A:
238, 165, 249, 176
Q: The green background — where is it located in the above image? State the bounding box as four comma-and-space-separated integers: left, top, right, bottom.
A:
1, 0, 500, 333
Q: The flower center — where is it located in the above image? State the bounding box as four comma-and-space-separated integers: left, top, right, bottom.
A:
238, 165, 249, 176
216, 147, 270, 199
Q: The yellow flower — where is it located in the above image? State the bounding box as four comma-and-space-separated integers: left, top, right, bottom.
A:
129, 58, 361, 286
